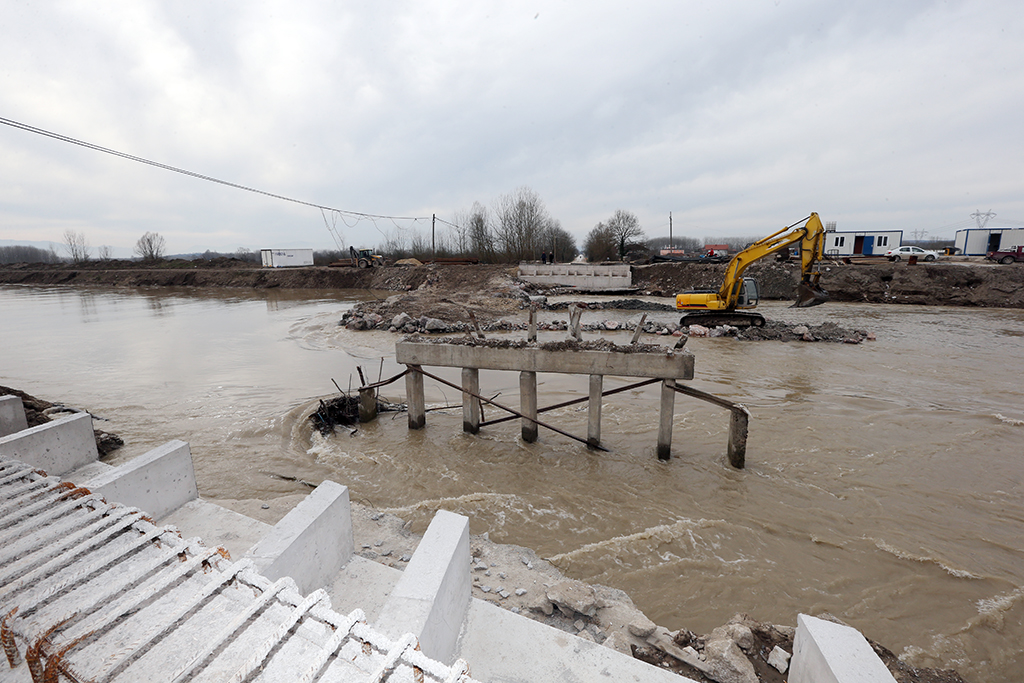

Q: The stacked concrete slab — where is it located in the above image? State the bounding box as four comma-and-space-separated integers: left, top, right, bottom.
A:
0, 394, 900, 682
517, 263, 631, 289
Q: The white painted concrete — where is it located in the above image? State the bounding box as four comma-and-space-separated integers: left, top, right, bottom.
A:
244, 480, 354, 594
518, 263, 632, 289
161, 498, 273, 561
376, 510, 470, 664
0, 411, 97, 475
458, 598, 694, 682
84, 439, 198, 520
329, 555, 403, 623
789, 614, 897, 683
0, 395, 28, 437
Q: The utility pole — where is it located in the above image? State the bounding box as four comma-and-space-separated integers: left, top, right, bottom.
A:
432, 214, 436, 260
669, 212, 673, 251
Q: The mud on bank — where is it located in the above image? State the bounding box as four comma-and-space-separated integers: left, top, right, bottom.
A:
1, 258, 1021, 309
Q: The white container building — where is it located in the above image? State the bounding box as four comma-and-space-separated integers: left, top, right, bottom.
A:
954, 228, 1024, 256
260, 248, 314, 267
823, 230, 902, 256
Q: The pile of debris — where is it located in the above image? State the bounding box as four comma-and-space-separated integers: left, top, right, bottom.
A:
708, 321, 875, 343
309, 394, 405, 435
412, 336, 668, 355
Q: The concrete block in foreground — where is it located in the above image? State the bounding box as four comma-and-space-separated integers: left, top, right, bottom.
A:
790, 614, 897, 683
244, 479, 353, 594
0, 411, 97, 475
376, 509, 471, 663
0, 394, 28, 437
85, 439, 198, 520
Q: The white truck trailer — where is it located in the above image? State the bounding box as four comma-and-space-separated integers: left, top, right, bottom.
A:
260, 248, 314, 268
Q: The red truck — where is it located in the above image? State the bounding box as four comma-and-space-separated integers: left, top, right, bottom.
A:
986, 245, 1024, 264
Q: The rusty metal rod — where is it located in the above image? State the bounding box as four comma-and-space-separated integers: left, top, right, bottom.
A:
671, 382, 748, 414
480, 377, 661, 427
359, 368, 409, 390
411, 366, 609, 452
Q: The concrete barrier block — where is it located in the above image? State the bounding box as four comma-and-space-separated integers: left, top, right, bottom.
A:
0, 412, 97, 475
789, 614, 897, 683
244, 480, 353, 594
0, 395, 28, 437
84, 440, 198, 520
376, 510, 471, 663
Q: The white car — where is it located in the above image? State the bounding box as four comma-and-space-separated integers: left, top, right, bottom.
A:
885, 246, 938, 262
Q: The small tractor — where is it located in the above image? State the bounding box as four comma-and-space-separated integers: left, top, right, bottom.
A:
349, 246, 385, 268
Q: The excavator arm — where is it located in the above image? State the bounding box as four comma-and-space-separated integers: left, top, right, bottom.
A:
716, 212, 827, 308
676, 213, 829, 326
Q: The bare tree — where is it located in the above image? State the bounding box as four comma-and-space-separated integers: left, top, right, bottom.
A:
97, 245, 113, 261
62, 230, 91, 264
492, 187, 553, 262
584, 223, 616, 262
604, 210, 645, 259
134, 232, 166, 261
466, 202, 494, 261
542, 220, 578, 262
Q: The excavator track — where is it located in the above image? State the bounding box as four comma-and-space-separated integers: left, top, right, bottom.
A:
679, 311, 766, 329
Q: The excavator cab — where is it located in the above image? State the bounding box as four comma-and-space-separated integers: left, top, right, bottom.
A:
735, 278, 759, 308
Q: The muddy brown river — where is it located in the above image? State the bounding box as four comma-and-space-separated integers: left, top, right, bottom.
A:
2, 284, 1021, 681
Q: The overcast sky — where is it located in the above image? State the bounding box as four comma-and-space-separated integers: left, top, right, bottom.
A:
2, 1, 1022, 255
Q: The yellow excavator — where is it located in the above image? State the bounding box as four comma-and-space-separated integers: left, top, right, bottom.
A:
676, 213, 830, 328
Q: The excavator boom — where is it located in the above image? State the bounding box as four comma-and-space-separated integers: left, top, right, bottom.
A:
676, 213, 829, 326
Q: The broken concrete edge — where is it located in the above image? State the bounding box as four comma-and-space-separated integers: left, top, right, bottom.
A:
0, 411, 97, 475
84, 439, 198, 520
375, 509, 471, 663
790, 613, 898, 683
243, 480, 354, 595
0, 394, 29, 437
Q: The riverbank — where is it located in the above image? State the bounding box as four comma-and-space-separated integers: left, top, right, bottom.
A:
1, 258, 1021, 310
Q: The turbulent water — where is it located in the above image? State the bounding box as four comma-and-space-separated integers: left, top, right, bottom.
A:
2, 283, 1022, 681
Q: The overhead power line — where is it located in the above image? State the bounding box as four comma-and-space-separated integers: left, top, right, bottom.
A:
0, 115, 429, 224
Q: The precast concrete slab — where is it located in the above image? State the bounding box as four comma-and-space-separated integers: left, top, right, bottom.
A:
396, 341, 695, 379
518, 263, 632, 290
0, 396, 27, 438
458, 599, 697, 683
161, 498, 273, 561
244, 479, 354, 594
84, 439, 198, 520
0, 412, 97, 476
789, 613, 898, 683
376, 510, 471, 664
329, 555, 403, 623
0, 458, 478, 683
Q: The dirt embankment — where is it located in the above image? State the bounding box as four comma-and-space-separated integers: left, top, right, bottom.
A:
632, 260, 1024, 308
2, 258, 1021, 309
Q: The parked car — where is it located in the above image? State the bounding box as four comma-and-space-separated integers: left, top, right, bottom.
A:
985, 245, 1024, 264
885, 246, 938, 262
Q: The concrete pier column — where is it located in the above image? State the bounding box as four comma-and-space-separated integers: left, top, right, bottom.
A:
462, 367, 481, 434
587, 374, 603, 448
657, 379, 676, 460
358, 387, 377, 423
528, 307, 538, 342
727, 407, 750, 469
0, 395, 28, 437
406, 365, 426, 429
520, 371, 538, 443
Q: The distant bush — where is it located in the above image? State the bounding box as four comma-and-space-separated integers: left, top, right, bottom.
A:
0, 245, 62, 264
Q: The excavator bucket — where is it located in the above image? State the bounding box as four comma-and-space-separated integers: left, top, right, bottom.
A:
793, 282, 829, 308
